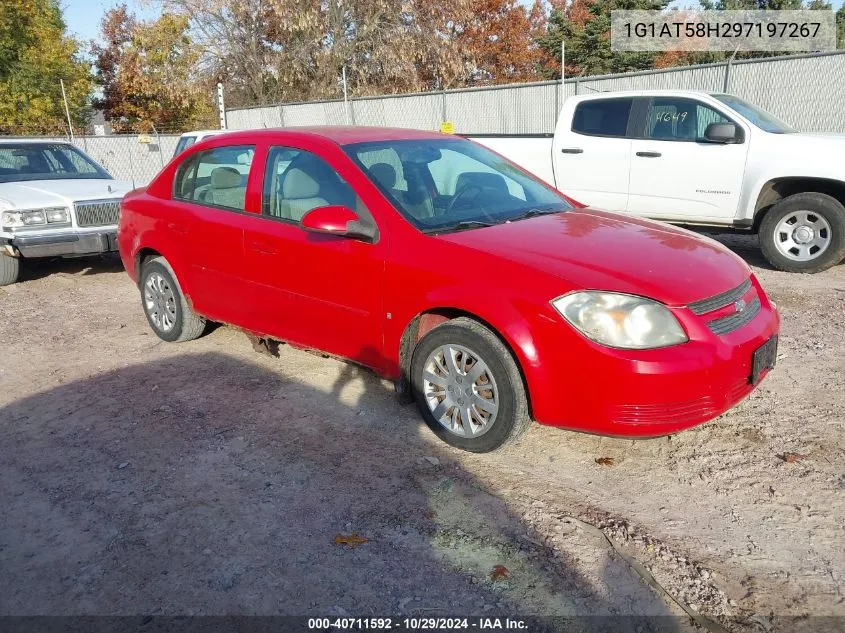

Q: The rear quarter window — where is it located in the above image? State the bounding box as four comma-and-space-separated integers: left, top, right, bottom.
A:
173, 145, 254, 211
571, 98, 634, 138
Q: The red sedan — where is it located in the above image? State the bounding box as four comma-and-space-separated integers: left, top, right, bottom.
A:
118, 127, 780, 452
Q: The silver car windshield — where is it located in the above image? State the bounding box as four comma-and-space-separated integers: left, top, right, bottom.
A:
344, 138, 572, 234
0, 143, 112, 183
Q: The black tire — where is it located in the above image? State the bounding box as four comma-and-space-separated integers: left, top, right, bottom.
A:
0, 254, 20, 286
139, 257, 206, 342
410, 317, 530, 453
759, 193, 845, 273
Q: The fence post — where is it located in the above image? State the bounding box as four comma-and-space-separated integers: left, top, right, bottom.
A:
441, 90, 447, 128
723, 59, 733, 93
554, 81, 559, 114
575, 78, 580, 96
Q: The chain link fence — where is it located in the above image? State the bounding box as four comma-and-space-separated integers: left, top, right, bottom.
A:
227, 51, 845, 135
3, 134, 181, 187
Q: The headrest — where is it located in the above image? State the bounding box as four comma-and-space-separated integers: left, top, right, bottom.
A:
210, 166, 242, 189
369, 162, 397, 189
455, 172, 508, 194
282, 168, 320, 199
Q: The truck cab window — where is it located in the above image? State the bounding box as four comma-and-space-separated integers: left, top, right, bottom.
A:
571, 98, 634, 137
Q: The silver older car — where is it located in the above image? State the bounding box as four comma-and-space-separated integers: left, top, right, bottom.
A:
0, 140, 134, 285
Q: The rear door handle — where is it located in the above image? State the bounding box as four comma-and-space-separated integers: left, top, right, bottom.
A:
560, 148, 584, 154
635, 151, 662, 158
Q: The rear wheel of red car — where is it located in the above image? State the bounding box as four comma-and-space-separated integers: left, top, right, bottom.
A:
410, 317, 530, 452
140, 257, 206, 343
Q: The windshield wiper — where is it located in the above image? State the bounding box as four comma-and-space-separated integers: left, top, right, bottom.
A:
505, 208, 561, 223
423, 220, 494, 235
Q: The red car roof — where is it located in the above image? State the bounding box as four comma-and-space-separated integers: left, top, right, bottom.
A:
210, 126, 448, 146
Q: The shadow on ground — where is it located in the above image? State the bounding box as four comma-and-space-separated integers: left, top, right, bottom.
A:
0, 351, 685, 630
17, 253, 124, 282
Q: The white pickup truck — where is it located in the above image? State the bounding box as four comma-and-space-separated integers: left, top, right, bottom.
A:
0, 140, 134, 285
472, 90, 845, 273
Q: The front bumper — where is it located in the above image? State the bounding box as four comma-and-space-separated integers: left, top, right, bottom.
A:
3, 230, 118, 259
524, 276, 780, 437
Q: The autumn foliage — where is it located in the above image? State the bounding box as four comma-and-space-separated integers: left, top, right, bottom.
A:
2, 0, 843, 134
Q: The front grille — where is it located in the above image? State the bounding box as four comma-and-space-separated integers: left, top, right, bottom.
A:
707, 297, 761, 335
75, 199, 121, 227
688, 279, 752, 315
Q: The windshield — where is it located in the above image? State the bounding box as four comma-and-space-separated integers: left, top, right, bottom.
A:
712, 94, 796, 134
343, 138, 571, 233
0, 143, 112, 183
174, 136, 197, 157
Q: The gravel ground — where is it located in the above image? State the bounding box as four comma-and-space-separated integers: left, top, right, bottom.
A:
0, 235, 843, 632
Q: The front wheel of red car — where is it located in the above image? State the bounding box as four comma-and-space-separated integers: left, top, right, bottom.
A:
139, 257, 206, 343
410, 317, 530, 453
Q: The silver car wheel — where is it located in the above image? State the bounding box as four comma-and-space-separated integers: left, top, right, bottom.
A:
144, 272, 177, 333
774, 210, 832, 262
422, 344, 499, 439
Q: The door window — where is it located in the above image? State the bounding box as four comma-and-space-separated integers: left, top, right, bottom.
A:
174, 145, 254, 210
262, 146, 361, 223
643, 98, 733, 142
571, 98, 634, 137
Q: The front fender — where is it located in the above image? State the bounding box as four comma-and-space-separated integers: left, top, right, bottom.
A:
740, 171, 845, 223
386, 285, 555, 412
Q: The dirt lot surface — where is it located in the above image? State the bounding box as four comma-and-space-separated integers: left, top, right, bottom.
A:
1, 235, 843, 632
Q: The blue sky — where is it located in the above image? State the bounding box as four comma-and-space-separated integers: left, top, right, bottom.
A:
64, 0, 844, 43
63, 0, 162, 42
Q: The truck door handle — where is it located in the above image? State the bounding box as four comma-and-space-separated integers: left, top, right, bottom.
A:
560, 148, 584, 154
636, 151, 662, 158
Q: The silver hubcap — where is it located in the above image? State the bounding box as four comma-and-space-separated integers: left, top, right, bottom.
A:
774, 210, 831, 262
144, 272, 177, 333
422, 344, 499, 439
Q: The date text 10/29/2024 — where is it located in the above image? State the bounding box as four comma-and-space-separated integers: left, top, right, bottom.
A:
308, 618, 528, 630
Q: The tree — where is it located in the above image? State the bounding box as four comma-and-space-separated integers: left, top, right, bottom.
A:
93, 5, 214, 133
441, 0, 547, 86
163, 0, 548, 106
539, 0, 671, 77
838, 4, 845, 48
0, 0, 92, 135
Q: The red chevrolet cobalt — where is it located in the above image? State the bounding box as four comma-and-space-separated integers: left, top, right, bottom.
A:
118, 128, 779, 452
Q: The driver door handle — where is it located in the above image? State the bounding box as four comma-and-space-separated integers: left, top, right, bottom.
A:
636, 151, 662, 158
561, 148, 584, 154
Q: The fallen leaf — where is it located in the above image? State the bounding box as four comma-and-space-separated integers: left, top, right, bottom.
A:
334, 534, 368, 548
778, 452, 809, 463
595, 457, 615, 466
490, 565, 510, 582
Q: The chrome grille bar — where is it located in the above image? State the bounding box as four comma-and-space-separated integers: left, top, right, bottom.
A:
75, 199, 121, 227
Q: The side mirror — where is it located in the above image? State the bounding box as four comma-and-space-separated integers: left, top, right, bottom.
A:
300, 205, 377, 242
704, 122, 740, 144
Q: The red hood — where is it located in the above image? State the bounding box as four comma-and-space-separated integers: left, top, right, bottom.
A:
441, 208, 750, 307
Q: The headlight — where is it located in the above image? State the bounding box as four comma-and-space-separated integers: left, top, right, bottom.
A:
1, 207, 70, 230
45, 207, 70, 223
551, 291, 688, 349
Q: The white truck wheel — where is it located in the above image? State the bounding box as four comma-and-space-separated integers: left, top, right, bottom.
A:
759, 193, 845, 273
